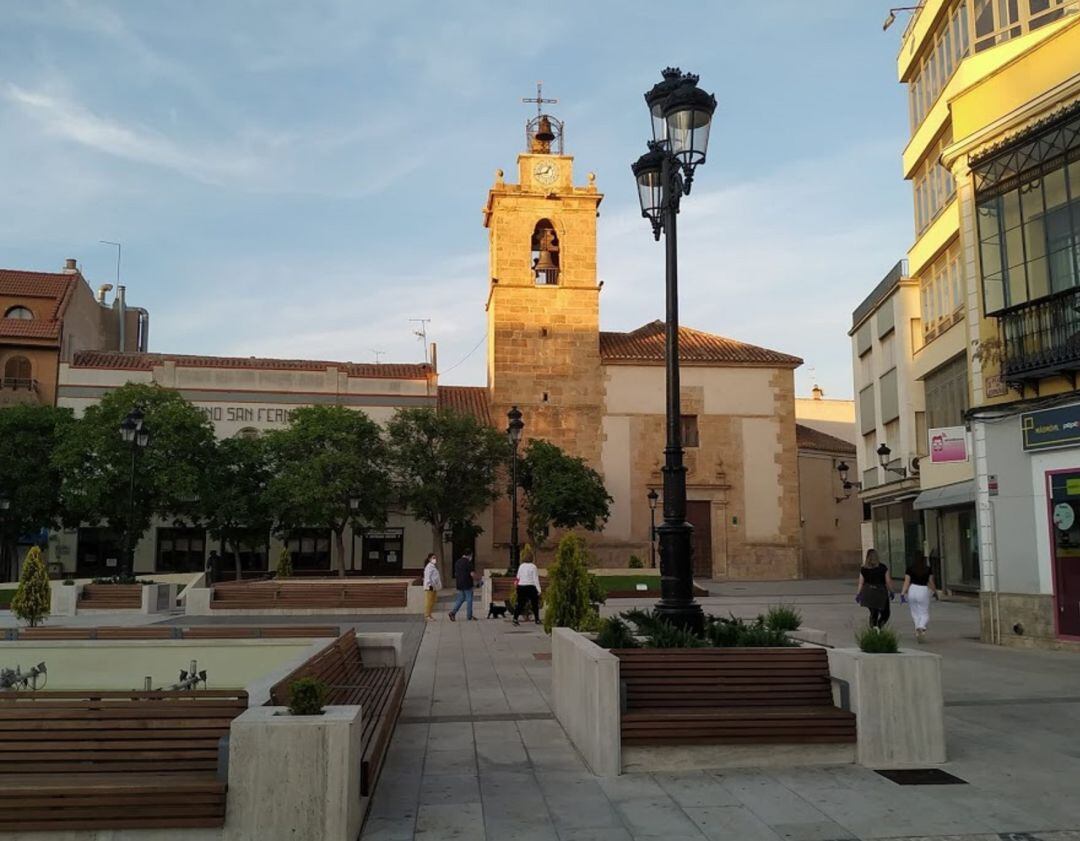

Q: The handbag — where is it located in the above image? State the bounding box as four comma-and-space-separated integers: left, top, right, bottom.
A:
862, 584, 889, 611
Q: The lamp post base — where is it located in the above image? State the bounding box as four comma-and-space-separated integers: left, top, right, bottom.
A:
654, 520, 705, 634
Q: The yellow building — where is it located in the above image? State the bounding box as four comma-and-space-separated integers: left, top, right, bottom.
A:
897, 0, 1080, 647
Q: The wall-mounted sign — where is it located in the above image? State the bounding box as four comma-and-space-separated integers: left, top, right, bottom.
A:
929, 426, 968, 463
985, 374, 1008, 398
1021, 404, 1080, 452
988, 474, 999, 496
196, 405, 297, 426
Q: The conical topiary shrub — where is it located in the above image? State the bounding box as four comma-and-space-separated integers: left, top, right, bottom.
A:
542, 533, 598, 634
11, 546, 51, 628
275, 546, 293, 579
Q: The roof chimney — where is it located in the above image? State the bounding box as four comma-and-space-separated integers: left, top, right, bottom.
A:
63, 258, 79, 274
97, 283, 113, 304
812, 384, 824, 400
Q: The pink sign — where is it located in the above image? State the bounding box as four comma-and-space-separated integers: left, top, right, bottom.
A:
929, 426, 968, 463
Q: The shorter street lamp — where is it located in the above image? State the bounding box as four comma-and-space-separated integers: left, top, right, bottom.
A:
647, 488, 659, 568
507, 406, 524, 574
835, 461, 863, 502
0, 493, 9, 582
119, 407, 150, 579
876, 443, 908, 478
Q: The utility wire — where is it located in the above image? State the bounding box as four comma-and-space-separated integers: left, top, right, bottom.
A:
440, 333, 487, 375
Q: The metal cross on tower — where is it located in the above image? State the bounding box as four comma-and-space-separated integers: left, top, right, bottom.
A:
522, 81, 557, 116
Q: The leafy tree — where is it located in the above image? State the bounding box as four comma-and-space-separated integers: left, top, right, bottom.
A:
265, 405, 391, 577
0, 405, 72, 581
11, 545, 50, 627
543, 533, 600, 634
202, 435, 273, 581
519, 440, 612, 548
52, 383, 216, 575
387, 407, 507, 575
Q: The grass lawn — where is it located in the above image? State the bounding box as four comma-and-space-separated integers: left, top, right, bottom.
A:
597, 575, 661, 593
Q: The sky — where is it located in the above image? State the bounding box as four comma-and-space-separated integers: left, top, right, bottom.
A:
0, 1, 915, 399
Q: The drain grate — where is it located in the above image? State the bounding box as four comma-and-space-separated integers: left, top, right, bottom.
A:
874, 768, 968, 785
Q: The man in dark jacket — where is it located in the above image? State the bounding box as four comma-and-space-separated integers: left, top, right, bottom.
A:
448, 551, 476, 621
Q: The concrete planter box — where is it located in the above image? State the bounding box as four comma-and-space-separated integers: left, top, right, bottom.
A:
49, 581, 81, 616
552, 628, 621, 776
225, 705, 364, 841
185, 584, 425, 616
827, 647, 945, 768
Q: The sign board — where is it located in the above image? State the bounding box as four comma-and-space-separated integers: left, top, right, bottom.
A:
1021, 404, 1080, 452
929, 426, 968, 463
985, 374, 1008, 399
988, 474, 999, 497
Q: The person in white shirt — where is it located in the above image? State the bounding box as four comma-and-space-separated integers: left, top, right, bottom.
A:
512, 557, 542, 626
422, 554, 442, 621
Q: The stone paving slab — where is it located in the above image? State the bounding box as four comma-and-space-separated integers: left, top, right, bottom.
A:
361, 585, 1080, 841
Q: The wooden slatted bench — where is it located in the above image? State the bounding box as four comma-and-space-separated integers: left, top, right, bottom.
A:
0, 689, 247, 832
180, 625, 340, 639
77, 584, 143, 610
616, 647, 856, 746
210, 581, 409, 610
267, 630, 405, 796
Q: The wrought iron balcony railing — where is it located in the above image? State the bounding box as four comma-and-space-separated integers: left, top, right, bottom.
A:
999, 287, 1080, 383
0, 377, 38, 392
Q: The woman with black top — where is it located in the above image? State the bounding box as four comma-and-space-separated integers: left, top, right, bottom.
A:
856, 549, 894, 628
901, 557, 938, 643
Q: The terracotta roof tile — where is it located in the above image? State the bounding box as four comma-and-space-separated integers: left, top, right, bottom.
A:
796, 423, 856, 454
1, 269, 80, 342
600, 321, 802, 367
72, 351, 433, 379
438, 385, 492, 426
0, 320, 62, 340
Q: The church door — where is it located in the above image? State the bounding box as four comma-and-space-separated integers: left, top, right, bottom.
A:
686, 501, 713, 580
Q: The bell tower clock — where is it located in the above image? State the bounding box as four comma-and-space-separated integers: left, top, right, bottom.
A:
482, 93, 605, 470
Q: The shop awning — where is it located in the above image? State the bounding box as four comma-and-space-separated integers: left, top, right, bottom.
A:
913, 480, 976, 511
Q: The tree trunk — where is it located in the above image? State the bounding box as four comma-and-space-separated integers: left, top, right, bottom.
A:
334, 528, 347, 578
230, 536, 242, 581
432, 523, 447, 581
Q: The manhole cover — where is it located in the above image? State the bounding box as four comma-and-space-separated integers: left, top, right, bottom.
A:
874, 768, 967, 785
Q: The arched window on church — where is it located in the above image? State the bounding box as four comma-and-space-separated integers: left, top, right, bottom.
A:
531, 219, 560, 286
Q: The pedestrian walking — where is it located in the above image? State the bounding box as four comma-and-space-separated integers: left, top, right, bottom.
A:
448, 550, 476, 622
901, 556, 938, 642
856, 548, 894, 628
512, 555, 542, 626
422, 553, 442, 621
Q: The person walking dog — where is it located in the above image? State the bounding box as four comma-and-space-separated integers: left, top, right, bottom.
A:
901, 556, 938, 642
856, 548, 894, 628
448, 550, 476, 622
422, 553, 442, 621
512, 554, 542, 626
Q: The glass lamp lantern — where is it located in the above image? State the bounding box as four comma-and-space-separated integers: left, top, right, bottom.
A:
662, 77, 717, 186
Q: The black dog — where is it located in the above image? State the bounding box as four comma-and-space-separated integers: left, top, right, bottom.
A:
488, 603, 508, 619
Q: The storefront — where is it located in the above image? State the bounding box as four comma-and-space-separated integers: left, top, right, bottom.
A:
871, 498, 923, 579
914, 481, 979, 593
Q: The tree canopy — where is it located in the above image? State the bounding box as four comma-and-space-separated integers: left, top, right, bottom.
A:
201, 434, 273, 580
519, 439, 611, 547
264, 405, 391, 577
52, 383, 215, 550
387, 407, 507, 572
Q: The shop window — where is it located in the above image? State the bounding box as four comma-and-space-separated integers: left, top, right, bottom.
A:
76, 527, 123, 577
156, 527, 206, 572
680, 415, 699, 448
358, 528, 405, 575
286, 529, 332, 571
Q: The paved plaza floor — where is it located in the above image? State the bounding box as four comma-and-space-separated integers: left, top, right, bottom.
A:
361, 582, 1080, 841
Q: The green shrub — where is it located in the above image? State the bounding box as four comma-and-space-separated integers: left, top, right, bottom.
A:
288, 677, 328, 715
628, 555, 644, 569
62, 578, 75, 586
703, 615, 744, 647
856, 626, 900, 653
587, 574, 607, 607
644, 619, 705, 648
275, 546, 293, 579
764, 605, 802, 632
736, 622, 796, 647
91, 575, 146, 585
11, 546, 51, 628
542, 533, 600, 634
594, 616, 638, 649
620, 608, 666, 637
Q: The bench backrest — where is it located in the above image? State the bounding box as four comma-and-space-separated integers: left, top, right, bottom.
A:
0, 690, 248, 774
267, 629, 363, 705
211, 582, 408, 607
617, 647, 833, 709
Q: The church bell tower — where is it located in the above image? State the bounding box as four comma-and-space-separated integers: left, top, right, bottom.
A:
483, 89, 604, 468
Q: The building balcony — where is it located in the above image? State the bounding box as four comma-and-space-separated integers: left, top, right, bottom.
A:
0, 378, 43, 406
999, 288, 1080, 386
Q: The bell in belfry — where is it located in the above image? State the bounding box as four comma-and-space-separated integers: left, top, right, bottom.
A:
534, 248, 558, 272
535, 115, 556, 143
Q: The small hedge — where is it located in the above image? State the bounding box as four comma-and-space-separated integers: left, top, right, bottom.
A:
856, 626, 900, 653
628, 555, 644, 569
598, 609, 797, 650
764, 605, 802, 632
288, 677, 328, 715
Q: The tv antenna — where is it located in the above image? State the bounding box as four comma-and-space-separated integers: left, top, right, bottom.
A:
99, 240, 121, 287
371, 349, 385, 366
410, 318, 431, 364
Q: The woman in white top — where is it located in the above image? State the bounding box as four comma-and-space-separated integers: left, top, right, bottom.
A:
422, 554, 442, 621
512, 552, 542, 626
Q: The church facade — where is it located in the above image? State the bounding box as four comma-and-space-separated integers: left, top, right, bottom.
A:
472, 115, 806, 579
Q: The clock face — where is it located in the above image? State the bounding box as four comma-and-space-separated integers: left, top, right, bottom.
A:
1054, 503, 1075, 531
533, 161, 560, 186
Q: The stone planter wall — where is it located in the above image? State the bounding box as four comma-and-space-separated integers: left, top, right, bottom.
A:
225, 705, 364, 841
551, 628, 621, 776
49, 582, 81, 617
827, 647, 946, 768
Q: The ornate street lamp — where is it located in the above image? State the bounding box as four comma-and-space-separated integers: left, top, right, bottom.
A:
631, 69, 716, 632
506, 406, 525, 574
0, 492, 9, 583
877, 443, 908, 478
834, 461, 863, 502
119, 406, 150, 579
647, 488, 659, 568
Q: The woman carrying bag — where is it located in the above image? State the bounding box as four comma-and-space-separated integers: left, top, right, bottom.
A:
856, 548, 894, 628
